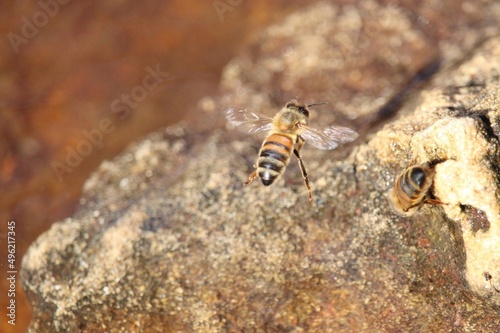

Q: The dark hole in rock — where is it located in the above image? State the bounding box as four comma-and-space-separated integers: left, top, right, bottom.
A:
460, 204, 490, 233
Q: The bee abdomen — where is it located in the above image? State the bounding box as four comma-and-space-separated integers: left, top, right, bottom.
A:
258, 159, 285, 185
390, 164, 436, 214
400, 167, 427, 199
260, 147, 289, 165
257, 134, 293, 186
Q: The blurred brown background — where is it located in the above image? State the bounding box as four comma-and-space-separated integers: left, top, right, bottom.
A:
0, 1, 311, 331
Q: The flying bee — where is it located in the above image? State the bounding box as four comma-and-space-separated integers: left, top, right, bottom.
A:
225, 99, 358, 201
389, 162, 443, 215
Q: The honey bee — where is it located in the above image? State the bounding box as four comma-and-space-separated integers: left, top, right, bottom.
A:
225, 100, 358, 201
389, 162, 442, 215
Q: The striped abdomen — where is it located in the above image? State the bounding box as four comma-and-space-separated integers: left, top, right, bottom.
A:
395, 165, 433, 211
257, 133, 294, 186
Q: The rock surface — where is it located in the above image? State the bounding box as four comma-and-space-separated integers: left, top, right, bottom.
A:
22, 1, 500, 332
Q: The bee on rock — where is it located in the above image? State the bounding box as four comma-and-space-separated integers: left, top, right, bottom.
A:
225, 100, 358, 201
389, 162, 443, 215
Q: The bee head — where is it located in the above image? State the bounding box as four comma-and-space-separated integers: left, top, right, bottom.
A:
285, 100, 310, 118
297, 106, 309, 117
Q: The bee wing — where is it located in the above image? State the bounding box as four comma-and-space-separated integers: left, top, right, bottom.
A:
225, 107, 273, 134
298, 124, 358, 150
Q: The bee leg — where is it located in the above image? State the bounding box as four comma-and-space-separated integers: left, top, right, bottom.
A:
424, 198, 446, 206
245, 170, 258, 185
293, 147, 313, 202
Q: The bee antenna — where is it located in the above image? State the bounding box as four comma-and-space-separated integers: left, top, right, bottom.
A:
307, 102, 328, 108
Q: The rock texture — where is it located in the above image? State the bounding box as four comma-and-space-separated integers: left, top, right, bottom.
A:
22, 1, 500, 332
379, 38, 500, 301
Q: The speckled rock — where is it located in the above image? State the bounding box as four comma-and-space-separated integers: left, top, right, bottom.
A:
22, 2, 500, 332
371, 36, 500, 303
